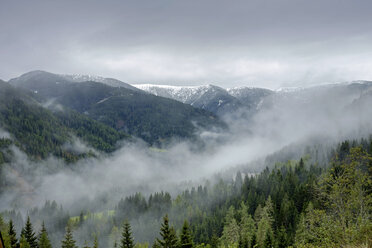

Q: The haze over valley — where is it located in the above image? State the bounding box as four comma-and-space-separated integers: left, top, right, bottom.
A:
1, 1, 371, 248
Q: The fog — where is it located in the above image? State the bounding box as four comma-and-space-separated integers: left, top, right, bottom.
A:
1, 82, 372, 246
1, 82, 372, 212
0, 128, 11, 139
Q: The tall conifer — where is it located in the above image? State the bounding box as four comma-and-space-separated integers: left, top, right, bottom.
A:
120, 221, 134, 248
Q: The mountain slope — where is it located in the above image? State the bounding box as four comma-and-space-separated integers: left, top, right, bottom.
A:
9, 70, 139, 93
0, 80, 129, 161
134, 84, 242, 115
9, 71, 226, 144
227, 86, 273, 110
60, 73, 140, 91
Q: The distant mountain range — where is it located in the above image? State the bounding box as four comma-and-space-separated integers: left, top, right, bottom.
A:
132, 81, 372, 118
0, 71, 227, 161
2, 70, 372, 162
133, 84, 273, 116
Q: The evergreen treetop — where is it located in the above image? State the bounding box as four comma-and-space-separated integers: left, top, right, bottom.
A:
23, 216, 37, 248
120, 221, 134, 248
157, 215, 178, 248
61, 225, 77, 248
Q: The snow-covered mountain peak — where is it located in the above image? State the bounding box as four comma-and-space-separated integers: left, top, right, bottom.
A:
133, 84, 222, 104
61, 74, 107, 83
275, 86, 304, 93
59, 73, 139, 91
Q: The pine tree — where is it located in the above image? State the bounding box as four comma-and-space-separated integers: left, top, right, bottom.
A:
120, 221, 134, 248
8, 220, 18, 248
157, 215, 178, 248
38, 222, 52, 248
22, 216, 37, 248
179, 220, 193, 248
61, 226, 77, 248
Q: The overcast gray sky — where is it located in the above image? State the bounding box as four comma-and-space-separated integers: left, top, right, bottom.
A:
1, 0, 372, 89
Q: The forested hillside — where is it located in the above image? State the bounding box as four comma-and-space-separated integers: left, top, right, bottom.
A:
1, 138, 371, 248
0, 80, 129, 162
9, 71, 226, 145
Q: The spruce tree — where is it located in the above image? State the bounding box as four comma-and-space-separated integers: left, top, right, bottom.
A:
22, 216, 38, 248
38, 222, 52, 248
157, 215, 178, 248
120, 221, 134, 248
61, 225, 77, 248
179, 221, 192, 248
8, 220, 18, 248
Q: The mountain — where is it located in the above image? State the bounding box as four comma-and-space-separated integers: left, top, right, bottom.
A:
60, 73, 140, 91
0, 80, 129, 161
9, 70, 139, 93
262, 81, 372, 110
9, 71, 226, 145
227, 87, 273, 110
134, 82, 372, 118
134, 84, 243, 115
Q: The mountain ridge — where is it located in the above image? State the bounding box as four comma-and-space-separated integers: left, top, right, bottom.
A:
7, 71, 226, 145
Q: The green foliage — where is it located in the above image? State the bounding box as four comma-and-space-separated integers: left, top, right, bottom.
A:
20, 234, 31, 248
238, 203, 255, 248
295, 146, 372, 247
180, 221, 193, 248
157, 215, 178, 248
61, 226, 77, 248
38, 222, 52, 248
22, 217, 38, 248
121, 221, 134, 248
55, 110, 129, 153
221, 207, 239, 247
0, 215, 10, 248
8, 220, 18, 248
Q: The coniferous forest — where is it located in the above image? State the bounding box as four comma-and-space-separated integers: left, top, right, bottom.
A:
0, 138, 371, 248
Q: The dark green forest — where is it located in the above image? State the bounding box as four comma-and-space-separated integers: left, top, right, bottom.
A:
1, 138, 371, 248
7, 72, 226, 145
0, 80, 129, 162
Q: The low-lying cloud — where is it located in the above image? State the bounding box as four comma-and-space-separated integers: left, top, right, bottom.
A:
1, 82, 372, 215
